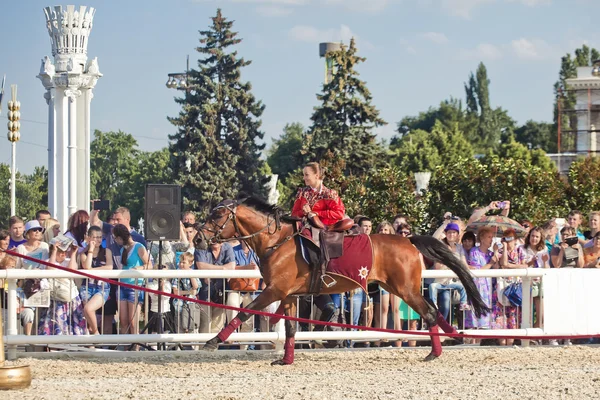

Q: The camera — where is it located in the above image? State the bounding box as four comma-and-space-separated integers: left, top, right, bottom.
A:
498, 201, 506, 209
564, 237, 578, 246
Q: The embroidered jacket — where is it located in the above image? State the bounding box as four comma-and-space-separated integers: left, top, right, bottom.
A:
291, 185, 346, 226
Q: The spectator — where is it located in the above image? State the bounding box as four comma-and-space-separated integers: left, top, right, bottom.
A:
36, 210, 51, 226
172, 252, 200, 333
64, 210, 90, 252
461, 231, 476, 264
42, 218, 61, 244
39, 240, 86, 336
522, 226, 550, 330
148, 222, 189, 270
396, 223, 412, 237
583, 211, 600, 246
550, 226, 584, 269
14, 220, 50, 336
583, 232, 600, 268
357, 217, 372, 235
146, 270, 173, 334
464, 226, 496, 338
195, 241, 235, 333
112, 224, 149, 338
182, 211, 196, 225
0, 255, 17, 310
566, 210, 586, 242
542, 220, 560, 255
0, 229, 10, 264
8, 216, 26, 249
428, 223, 471, 323
493, 228, 527, 345
467, 201, 511, 225
518, 220, 533, 246
79, 226, 113, 335
375, 221, 394, 235
227, 240, 261, 345
392, 214, 409, 233
183, 222, 197, 255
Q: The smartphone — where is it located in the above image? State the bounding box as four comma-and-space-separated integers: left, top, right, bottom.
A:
498, 202, 506, 209
565, 236, 578, 246
93, 200, 111, 211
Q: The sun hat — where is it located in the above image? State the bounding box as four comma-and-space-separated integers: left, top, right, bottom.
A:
444, 222, 460, 233
24, 220, 45, 235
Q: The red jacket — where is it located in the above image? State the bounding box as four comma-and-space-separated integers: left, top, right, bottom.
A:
291, 185, 346, 226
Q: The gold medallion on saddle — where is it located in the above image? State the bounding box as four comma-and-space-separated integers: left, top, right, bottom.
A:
296, 214, 374, 295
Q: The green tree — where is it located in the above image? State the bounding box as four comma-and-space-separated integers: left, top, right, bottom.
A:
464, 62, 515, 151
392, 120, 473, 174
395, 98, 477, 140
427, 156, 567, 228
0, 164, 48, 227
169, 9, 267, 214
304, 38, 387, 176
514, 120, 557, 153
554, 44, 600, 152
566, 156, 600, 215
267, 122, 305, 183
489, 133, 556, 172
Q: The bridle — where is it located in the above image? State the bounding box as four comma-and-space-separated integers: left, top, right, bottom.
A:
197, 200, 301, 256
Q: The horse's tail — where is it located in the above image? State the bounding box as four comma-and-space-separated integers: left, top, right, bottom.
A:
409, 235, 490, 318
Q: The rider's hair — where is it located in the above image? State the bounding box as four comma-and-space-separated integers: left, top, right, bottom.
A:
304, 162, 322, 179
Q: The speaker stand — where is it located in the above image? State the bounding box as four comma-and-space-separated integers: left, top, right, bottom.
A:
131, 240, 176, 351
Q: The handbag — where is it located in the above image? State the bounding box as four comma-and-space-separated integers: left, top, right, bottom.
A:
495, 278, 512, 307
229, 278, 260, 292
50, 278, 74, 302
503, 282, 523, 307
23, 279, 42, 299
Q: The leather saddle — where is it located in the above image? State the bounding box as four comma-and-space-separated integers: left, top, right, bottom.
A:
304, 215, 361, 294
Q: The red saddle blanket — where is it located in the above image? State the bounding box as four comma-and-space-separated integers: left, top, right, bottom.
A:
327, 234, 373, 292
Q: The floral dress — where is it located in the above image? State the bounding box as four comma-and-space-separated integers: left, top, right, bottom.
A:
464, 246, 492, 329
491, 246, 525, 330
38, 258, 87, 336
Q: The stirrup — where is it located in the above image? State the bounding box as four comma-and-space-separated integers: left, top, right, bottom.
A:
321, 274, 337, 288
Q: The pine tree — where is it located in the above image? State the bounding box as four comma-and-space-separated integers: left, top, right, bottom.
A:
169, 9, 267, 214
304, 38, 387, 176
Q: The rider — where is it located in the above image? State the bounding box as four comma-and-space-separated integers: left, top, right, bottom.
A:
291, 162, 346, 229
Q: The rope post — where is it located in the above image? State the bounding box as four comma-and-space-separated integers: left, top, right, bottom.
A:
521, 275, 532, 347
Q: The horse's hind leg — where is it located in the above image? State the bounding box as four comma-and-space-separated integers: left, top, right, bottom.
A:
399, 291, 444, 361
203, 288, 283, 351
271, 297, 297, 366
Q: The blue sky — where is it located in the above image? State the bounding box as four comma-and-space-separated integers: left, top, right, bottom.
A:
1, 0, 598, 174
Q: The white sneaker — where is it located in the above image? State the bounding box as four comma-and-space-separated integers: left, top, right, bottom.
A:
549, 339, 559, 346
564, 340, 572, 346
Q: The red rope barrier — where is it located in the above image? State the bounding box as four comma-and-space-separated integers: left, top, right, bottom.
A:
3, 249, 600, 341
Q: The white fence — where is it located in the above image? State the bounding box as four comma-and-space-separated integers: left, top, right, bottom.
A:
1, 268, 597, 360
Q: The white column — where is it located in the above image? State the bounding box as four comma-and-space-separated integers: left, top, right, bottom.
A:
45, 89, 57, 216
55, 89, 69, 230
67, 90, 78, 218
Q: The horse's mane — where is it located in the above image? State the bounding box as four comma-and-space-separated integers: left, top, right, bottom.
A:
239, 196, 281, 215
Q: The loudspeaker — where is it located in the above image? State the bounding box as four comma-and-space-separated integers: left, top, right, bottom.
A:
145, 184, 181, 241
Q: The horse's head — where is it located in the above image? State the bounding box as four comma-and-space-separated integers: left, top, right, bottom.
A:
194, 199, 240, 249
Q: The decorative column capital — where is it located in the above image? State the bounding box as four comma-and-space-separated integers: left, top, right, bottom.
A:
65, 89, 82, 102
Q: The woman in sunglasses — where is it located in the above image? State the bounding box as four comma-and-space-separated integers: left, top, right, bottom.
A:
396, 223, 412, 237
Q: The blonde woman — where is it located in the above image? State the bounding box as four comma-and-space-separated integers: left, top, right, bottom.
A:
42, 218, 61, 244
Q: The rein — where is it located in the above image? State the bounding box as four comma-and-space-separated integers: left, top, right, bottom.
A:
200, 201, 304, 259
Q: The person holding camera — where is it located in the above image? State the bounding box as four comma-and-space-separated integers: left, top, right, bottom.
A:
550, 226, 584, 268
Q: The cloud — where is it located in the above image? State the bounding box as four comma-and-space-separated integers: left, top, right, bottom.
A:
322, 0, 391, 13
255, 5, 294, 16
440, 0, 494, 18
510, 38, 554, 60
506, 0, 550, 6
289, 24, 355, 44
458, 43, 503, 60
419, 32, 449, 44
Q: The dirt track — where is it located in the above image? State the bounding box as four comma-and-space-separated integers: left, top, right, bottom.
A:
4, 346, 600, 399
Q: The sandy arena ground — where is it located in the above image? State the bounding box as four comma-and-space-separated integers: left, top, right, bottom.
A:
3, 346, 600, 399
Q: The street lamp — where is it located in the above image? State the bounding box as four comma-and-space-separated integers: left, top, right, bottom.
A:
166, 55, 190, 90
6, 84, 21, 217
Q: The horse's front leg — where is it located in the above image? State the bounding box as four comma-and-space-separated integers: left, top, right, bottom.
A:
203, 288, 283, 351
271, 297, 296, 366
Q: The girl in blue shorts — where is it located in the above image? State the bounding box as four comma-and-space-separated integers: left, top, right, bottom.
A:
113, 224, 149, 336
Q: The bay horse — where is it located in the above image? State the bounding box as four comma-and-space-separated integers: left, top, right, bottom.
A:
195, 197, 489, 365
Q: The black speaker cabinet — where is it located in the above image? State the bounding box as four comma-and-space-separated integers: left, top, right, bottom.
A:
145, 184, 181, 241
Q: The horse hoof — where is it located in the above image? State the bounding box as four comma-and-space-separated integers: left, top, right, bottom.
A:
271, 359, 292, 366
424, 352, 440, 362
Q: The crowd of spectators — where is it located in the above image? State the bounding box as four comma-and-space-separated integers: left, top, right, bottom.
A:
1, 199, 599, 350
